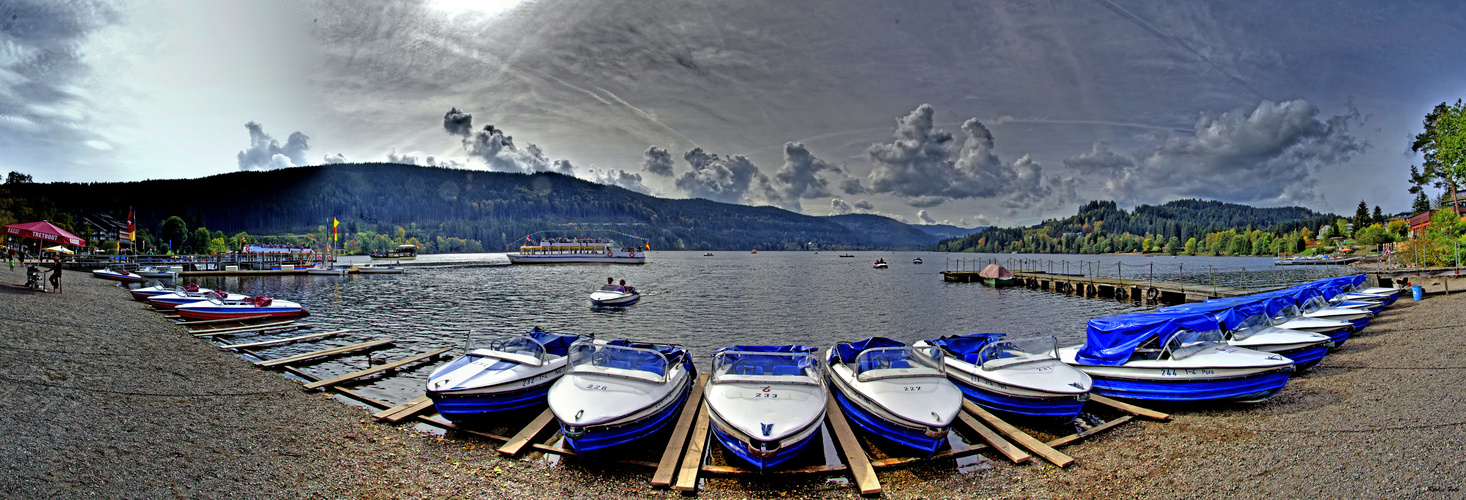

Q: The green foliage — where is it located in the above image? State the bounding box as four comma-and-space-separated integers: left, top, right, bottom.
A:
1354, 224, 1394, 247
1410, 99, 1466, 209
1352, 200, 1370, 237
5, 171, 33, 184
1183, 237, 1197, 255
1413, 191, 1432, 214
160, 216, 187, 251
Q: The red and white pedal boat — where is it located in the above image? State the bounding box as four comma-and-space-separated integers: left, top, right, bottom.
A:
92, 267, 146, 283
175, 295, 307, 320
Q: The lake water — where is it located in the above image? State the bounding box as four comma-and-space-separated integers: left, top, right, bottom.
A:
189, 251, 1355, 409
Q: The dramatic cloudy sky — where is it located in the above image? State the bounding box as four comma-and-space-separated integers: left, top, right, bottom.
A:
4, 0, 1464, 226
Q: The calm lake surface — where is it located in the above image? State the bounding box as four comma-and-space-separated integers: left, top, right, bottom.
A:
189, 251, 1355, 408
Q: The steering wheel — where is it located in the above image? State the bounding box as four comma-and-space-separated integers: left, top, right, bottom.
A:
873, 354, 892, 370
591, 350, 611, 367
731, 357, 753, 375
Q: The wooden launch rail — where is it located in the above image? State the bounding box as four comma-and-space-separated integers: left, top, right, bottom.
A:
652, 372, 710, 487
190, 320, 305, 336
498, 408, 559, 456
963, 401, 1074, 467
301, 348, 451, 390
955, 410, 1029, 464
176, 314, 272, 326
674, 402, 714, 492
824, 394, 882, 495
1089, 395, 1171, 420
218, 330, 347, 350
255, 339, 394, 367
372, 396, 434, 423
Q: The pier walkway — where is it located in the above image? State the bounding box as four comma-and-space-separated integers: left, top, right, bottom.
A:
941, 269, 1266, 304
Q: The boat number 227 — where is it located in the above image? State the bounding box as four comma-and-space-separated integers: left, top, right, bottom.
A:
903, 386, 923, 391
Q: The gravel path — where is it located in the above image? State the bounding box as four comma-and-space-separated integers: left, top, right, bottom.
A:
2, 273, 1461, 499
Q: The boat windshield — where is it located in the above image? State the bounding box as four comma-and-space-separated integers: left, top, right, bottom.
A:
1274, 304, 1302, 321
1229, 314, 1273, 341
567, 342, 669, 383
851, 346, 945, 382
1301, 295, 1330, 314
465, 333, 547, 367
710, 351, 820, 386
1161, 329, 1226, 360
976, 336, 1061, 371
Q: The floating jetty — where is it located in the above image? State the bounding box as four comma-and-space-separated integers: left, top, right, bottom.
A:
941, 269, 1268, 304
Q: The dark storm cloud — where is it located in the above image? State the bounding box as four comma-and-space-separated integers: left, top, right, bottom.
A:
864, 105, 1063, 209
642, 146, 675, 176
442, 107, 474, 137
442, 107, 559, 173
674, 147, 777, 205
588, 167, 648, 192
772, 142, 837, 200
854, 200, 875, 211
830, 198, 854, 215
917, 209, 937, 224
0, 0, 119, 165
1076, 99, 1367, 205
236, 122, 310, 171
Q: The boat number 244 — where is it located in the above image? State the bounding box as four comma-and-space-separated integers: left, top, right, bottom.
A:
1159, 368, 1216, 376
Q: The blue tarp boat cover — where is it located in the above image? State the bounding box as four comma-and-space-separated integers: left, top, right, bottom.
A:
527, 328, 586, 357
713, 345, 817, 355
1077, 311, 1222, 366
1157, 298, 1270, 332
605, 339, 690, 366
829, 337, 907, 364
924, 333, 1007, 365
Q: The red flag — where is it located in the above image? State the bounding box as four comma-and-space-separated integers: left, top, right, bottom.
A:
127, 209, 135, 241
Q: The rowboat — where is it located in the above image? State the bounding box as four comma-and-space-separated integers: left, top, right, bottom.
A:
826, 337, 962, 457
916, 333, 1091, 425
547, 339, 694, 456
704, 345, 826, 472
427, 328, 590, 423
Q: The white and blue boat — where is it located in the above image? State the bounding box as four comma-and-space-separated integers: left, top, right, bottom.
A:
1203, 294, 1354, 346
1278, 287, 1374, 332
149, 289, 245, 309
589, 284, 640, 307
825, 337, 962, 458
1159, 297, 1333, 372
704, 345, 826, 472
915, 334, 1091, 425
547, 339, 694, 456
1058, 311, 1295, 403
426, 328, 588, 423
128, 283, 186, 301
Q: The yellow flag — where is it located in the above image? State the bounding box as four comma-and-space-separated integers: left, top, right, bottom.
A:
332, 218, 339, 242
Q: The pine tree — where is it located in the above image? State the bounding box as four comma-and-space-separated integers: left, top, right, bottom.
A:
1352, 200, 1370, 237
1414, 191, 1433, 214
1372, 205, 1385, 224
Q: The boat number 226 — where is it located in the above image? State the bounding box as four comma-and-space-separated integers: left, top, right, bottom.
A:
585, 384, 609, 391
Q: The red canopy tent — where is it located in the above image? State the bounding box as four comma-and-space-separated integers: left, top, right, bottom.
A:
4, 220, 87, 247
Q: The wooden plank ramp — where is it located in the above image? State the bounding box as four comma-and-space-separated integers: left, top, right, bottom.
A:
1046, 415, 1133, 448
372, 396, 434, 423
823, 394, 881, 495
218, 330, 347, 350
176, 314, 272, 326
673, 402, 712, 492
963, 401, 1074, 467
1089, 395, 1171, 420
300, 348, 450, 389
498, 408, 558, 456
652, 372, 709, 487
255, 339, 394, 367
954, 410, 1029, 464
192, 321, 306, 337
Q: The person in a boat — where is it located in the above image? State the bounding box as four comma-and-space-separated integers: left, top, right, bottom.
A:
618, 279, 628, 293
607, 277, 614, 287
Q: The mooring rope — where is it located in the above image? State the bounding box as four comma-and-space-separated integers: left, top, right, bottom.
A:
0, 373, 288, 398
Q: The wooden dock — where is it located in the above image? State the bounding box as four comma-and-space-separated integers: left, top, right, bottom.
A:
941, 269, 1270, 304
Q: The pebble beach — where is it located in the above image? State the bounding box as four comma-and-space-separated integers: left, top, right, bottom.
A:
2, 272, 1463, 499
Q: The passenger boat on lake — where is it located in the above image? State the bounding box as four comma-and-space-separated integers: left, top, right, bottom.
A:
507, 232, 648, 265
427, 328, 589, 423
370, 244, 417, 261
916, 333, 1091, 425
548, 339, 693, 456
826, 337, 962, 457
705, 345, 826, 472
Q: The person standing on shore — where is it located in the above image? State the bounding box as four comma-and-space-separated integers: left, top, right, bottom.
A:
48, 256, 62, 293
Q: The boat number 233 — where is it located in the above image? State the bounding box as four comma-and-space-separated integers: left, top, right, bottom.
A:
754, 386, 778, 398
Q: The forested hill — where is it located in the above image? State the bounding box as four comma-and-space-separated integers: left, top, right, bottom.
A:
8, 163, 938, 252
938, 200, 1340, 254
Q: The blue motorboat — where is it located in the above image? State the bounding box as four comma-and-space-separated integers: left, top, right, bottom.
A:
915, 333, 1091, 425
825, 338, 963, 458
426, 328, 589, 423
547, 339, 694, 456
1058, 311, 1295, 403
704, 345, 826, 472
1158, 296, 1332, 372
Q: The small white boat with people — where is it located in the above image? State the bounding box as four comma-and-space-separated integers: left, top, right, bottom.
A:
507, 231, 649, 265
91, 267, 146, 283
426, 327, 589, 424
912, 257, 923, 264
175, 295, 306, 320
356, 263, 405, 274
590, 280, 639, 307
1058, 311, 1295, 403
705, 345, 827, 472
547, 339, 694, 456
915, 333, 1092, 425
825, 337, 963, 458
873, 259, 888, 269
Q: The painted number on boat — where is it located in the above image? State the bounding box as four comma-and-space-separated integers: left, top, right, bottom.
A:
1160, 369, 1217, 377
903, 386, 924, 391
585, 384, 609, 391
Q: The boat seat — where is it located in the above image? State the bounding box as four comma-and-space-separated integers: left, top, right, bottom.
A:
608, 360, 633, 370
772, 365, 802, 376
637, 363, 665, 376
889, 360, 912, 369
963, 353, 983, 365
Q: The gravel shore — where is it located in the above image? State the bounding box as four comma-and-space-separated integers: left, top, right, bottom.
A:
2, 274, 1462, 499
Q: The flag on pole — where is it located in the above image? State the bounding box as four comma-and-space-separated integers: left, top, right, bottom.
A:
126, 208, 135, 242
645, 241, 650, 250
332, 218, 339, 243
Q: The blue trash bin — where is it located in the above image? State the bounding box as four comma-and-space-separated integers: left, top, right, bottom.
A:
1412, 285, 1424, 301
